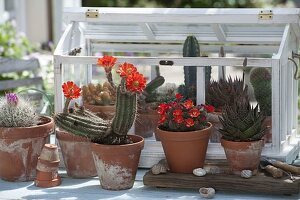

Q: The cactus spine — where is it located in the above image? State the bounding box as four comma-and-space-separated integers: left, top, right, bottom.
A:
182, 36, 211, 101
250, 67, 271, 116
0, 93, 39, 127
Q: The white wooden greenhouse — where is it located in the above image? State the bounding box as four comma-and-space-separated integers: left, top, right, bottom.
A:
54, 7, 300, 167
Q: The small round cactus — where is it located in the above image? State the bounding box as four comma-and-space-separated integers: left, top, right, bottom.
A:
82, 82, 116, 106
0, 93, 39, 127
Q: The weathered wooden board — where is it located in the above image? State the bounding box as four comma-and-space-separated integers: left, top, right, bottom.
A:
143, 171, 299, 195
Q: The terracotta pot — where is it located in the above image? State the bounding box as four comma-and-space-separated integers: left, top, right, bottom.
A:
39, 144, 59, 162
221, 139, 264, 175
263, 116, 272, 143
56, 129, 97, 178
84, 104, 115, 120
37, 157, 60, 172
156, 123, 212, 173
0, 116, 54, 182
135, 109, 159, 138
91, 135, 144, 190
207, 112, 222, 143
35, 170, 61, 188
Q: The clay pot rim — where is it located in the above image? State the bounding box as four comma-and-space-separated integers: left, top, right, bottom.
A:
221, 138, 264, 150
56, 128, 91, 142
38, 157, 60, 165
157, 122, 212, 134
91, 135, 144, 150
220, 138, 263, 144
0, 116, 54, 139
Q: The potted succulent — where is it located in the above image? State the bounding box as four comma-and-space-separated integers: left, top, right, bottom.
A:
219, 96, 266, 175
81, 55, 117, 119
55, 55, 145, 190
135, 70, 165, 138
156, 93, 213, 173
206, 77, 248, 142
250, 67, 272, 143
0, 93, 54, 181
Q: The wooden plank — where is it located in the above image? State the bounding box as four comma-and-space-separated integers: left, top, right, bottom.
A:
143, 171, 299, 195
0, 58, 40, 73
0, 77, 43, 90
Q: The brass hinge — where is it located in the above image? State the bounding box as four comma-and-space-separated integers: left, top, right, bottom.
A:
86, 9, 99, 18
258, 10, 273, 20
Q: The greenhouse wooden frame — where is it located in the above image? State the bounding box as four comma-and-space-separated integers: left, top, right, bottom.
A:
54, 7, 300, 167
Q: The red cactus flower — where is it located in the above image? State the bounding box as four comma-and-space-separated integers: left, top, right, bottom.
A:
183, 99, 194, 109
125, 72, 146, 93
174, 116, 184, 124
189, 108, 200, 118
204, 105, 215, 113
62, 81, 81, 99
158, 114, 167, 124
175, 93, 183, 100
173, 109, 183, 117
157, 103, 170, 115
97, 55, 117, 73
185, 118, 195, 127
117, 62, 137, 77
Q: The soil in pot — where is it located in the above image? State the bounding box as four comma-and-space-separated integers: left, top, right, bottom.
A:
156, 123, 212, 173
91, 135, 144, 190
221, 139, 264, 175
56, 128, 97, 178
135, 109, 159, 138
0, 116, 54, 181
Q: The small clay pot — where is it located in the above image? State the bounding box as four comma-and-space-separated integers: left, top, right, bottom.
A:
135, 109, 159, 138
263, 116, 272, 143
35, 170, 61, 188
36, 158, 60, 172
39, 144, 59, 162
84, 104, 115, 120
207, 112, 222, 143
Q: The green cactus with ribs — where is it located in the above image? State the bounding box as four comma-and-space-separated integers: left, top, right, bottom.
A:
250, 67, 272, 116
179, 35, 211, 102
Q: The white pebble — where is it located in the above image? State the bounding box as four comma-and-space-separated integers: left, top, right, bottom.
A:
193, 168, 206, 177
241, 170, 252, 178
199, 187, 215, 199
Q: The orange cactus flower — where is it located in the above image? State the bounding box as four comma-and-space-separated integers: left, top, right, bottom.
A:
173, 109, 183, 117
189, 108, 200, 118
183, 99, 194, 109
204, 105, 215, 113
97, 55, 117, 73
158, 114, 167, 124
174, 116, 184, 124
62, 81, 81, 99
125, 72, 146, 93
185, 118, 195, 127
175, 93, 183, 100
117, 62, 137, 77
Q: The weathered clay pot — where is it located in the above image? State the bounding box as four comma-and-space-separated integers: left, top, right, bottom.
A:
263, 116, 272, 143
35, 170, 61, 188
207, 112, 222, 143
221, 139, 264, 175
39, 144, 59, 162
84, 104, 115, 120
156, 123, 212, 173
91, 135, 144, 190
0, 116, 54, 182
56, 129, 97, 178
135, 109, 159, 138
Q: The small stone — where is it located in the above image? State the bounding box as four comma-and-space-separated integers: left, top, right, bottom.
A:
193, 168, 206, 177
241, 170, 252, 178
151, 163, 167, 175
199, 187, 215, 199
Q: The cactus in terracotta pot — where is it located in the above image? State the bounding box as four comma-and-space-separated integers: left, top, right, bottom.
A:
54, 56, 145, 190
0, 93, 54, 181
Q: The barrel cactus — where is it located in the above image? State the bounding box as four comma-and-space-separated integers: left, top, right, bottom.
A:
206, 76, 248, 111
0, 93, 39, 127
82, 82, 116, 106
250, 67, 271, 116
55, 56, 147, 145
219, 97, 266, 142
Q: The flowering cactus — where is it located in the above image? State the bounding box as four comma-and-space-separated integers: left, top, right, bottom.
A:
55, 56, 147, 144
157, 93, 214, 132
0, 93, 39, 127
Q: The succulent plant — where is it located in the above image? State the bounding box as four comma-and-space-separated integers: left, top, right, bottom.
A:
82, 82, 116, 106
55, 56, 146, 145
250, 67, 271, 116
0, 93, 39, 127
181, 35, 211, 102
206, 76, 248, 111
219, 97, 266, 142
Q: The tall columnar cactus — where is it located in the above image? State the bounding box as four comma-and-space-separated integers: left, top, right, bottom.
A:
140, 75, 165, 106
250, 67, 272, 116
0, 93, 39, 127
55, 56, 146, 145
182, 36, 211, 101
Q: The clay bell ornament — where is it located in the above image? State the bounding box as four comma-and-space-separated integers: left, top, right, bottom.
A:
34, 144, 61, 188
